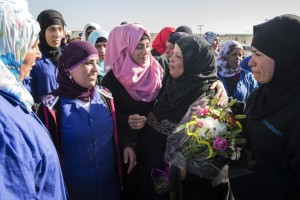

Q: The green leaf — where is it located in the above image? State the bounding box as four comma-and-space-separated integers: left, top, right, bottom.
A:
228, 99, 237, 107
228, 128, 242, 136
234, 114, 246, 119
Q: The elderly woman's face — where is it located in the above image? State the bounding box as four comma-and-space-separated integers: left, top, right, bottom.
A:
19, 39, 42, 81
132, 39, 151, 65
169, 44, 184, 78
227, 48, 243, 68
249, 47, 275, 83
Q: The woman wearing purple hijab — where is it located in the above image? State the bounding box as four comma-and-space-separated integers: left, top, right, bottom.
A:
37, 41, 121, 200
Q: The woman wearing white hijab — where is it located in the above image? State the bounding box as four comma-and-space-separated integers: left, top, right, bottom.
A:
81, 22, 101, 41
0, 0, 67, 198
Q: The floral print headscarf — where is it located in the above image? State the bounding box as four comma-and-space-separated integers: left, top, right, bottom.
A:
203, 31, 219, 44
217, 40, 243, 77
0, 0, 40, 111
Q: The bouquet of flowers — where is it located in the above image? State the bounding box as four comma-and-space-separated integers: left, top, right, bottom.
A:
152, 93, 250, 194
165, 93, 247, 180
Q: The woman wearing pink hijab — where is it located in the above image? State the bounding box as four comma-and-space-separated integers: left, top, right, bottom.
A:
102, 23, 165, 200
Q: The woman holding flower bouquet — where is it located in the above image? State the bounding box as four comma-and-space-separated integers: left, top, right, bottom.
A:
135, 35, 230, 200
230, 14, 300, 200
103, 23, 228, 200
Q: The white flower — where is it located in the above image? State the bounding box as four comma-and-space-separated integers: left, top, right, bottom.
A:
230, 147, 242, 160
198, 116, 227, 137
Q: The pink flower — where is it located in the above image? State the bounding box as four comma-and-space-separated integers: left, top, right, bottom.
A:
196, 107, 209, 117
197, 120, 204, 127
213, 136, 228, 151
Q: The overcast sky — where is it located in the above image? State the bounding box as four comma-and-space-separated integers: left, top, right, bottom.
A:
27, 0, 300, 34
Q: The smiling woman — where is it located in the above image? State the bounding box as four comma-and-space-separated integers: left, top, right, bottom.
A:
102, 23, 165, 200
37, 40, 122, 200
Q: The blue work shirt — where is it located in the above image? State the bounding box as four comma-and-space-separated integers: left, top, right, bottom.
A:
60, 91, 121, 200
27, 53, 59, 103
0, 91, 67, 199
218, 69, 259, 102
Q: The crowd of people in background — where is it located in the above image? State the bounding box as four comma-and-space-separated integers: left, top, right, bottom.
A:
1, 0, 300, 200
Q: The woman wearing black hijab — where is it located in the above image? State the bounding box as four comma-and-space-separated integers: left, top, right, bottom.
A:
26, 9, 66, 103
137, 35, 223, 200
230, 14, 300, 200
175, 25, 193, 35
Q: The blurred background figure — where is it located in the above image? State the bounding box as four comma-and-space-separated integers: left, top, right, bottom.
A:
175, 25, 193, 35
240, 55, 253, 72
217, 40, 258, 102
81, 22, 101, 41
87, 29, 109, 85
151, 26, 175, 57
203, 31, 220, 56
164, 32, 189, 59
60, 37, 68, 53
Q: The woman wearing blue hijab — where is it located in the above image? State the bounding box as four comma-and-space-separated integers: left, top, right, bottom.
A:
87, 29, 109, 85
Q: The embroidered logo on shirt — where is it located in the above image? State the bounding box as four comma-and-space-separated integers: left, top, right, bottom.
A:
262, 120, 283, 137
97, 86, 113, 99
42, 95, 59, 110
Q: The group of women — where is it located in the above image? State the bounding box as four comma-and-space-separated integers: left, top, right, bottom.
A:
1, 0, 300, 199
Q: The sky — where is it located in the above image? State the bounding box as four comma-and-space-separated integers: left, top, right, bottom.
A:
26, 0, 300, 34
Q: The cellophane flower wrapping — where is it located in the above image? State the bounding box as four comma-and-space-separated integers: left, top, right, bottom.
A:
151, 166, 170, 194
165, 93, 248, 180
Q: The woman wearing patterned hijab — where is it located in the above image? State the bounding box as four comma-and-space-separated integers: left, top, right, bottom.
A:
203, 31, 220, 56
230, 14, 300, 200
217, 40, 258, 102
37, 41, 121, 200
0, 0, 67, 198
26, 9, 66, 103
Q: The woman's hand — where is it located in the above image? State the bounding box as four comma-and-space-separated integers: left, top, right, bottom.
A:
128, 114, 147, 130
210, 80, 228, 106
123, 147, 137, 174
